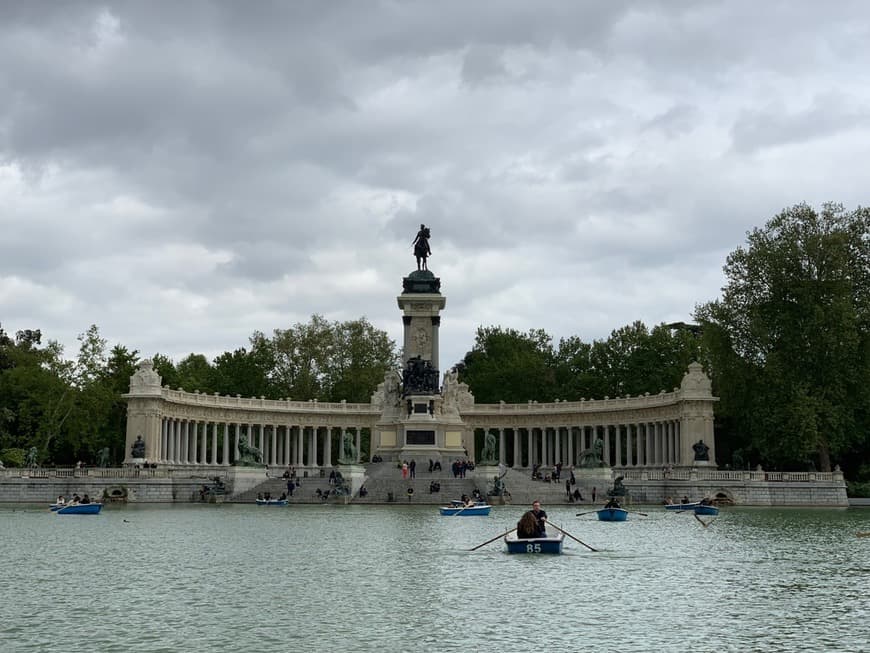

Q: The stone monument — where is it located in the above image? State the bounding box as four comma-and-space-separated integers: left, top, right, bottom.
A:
371, 225, 468, 462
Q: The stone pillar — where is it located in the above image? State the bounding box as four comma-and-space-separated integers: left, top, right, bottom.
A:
221, 422, 229, 466
160, 418, 168, 463
554, 427, 561, 465
210, 423, 218, 465
603, 425, 611, 467
284, 426, 291, 466
200, 422, 208, 465
297, 426, 304, 466
323, 427, 332, 468
526, 429, 533, 468
233, 424, 240, 463
513, 429, 521, 467
355, 427, 362, 463
270, 426, 277, 466
311, 427, 318, 467
567, 427, 574, 468
498, 428, 506, 465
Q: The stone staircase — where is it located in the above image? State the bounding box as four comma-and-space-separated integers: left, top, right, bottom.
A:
229, 462, 615, 508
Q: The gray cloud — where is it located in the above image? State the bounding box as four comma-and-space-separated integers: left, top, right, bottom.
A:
2, 1, 870, 372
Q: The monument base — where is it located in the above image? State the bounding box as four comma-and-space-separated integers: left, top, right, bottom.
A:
336, 464, 367, 497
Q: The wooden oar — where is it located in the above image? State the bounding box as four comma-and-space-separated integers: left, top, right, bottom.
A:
857, 532, 870, 538
575, 510, 598, 517
469, 527, 517, 551
694, 513, 712, 528
627, 511, 648, 517
546, 522, 598, 552
451, 503, 472, 516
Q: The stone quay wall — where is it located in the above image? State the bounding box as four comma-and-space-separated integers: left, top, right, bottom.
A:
618, 467, 848, 507
0, 467, 233, 504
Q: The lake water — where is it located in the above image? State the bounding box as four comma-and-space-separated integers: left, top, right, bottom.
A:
1, 503, 868, 652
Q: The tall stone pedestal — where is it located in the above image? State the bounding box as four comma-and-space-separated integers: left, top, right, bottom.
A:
337, 464, 367, 497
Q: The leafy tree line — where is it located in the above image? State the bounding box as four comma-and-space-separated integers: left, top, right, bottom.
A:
1, 203, 867, 486
0, 317, 397, 467
457, 203, 869, 483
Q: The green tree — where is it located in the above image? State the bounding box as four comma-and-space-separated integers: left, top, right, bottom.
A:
324, 318, 398, 403
458, 326, 558, 403
175, 354, 214, 394
696, 202, 870, 472
259, 315, 397, 401
211, 347, 275, 399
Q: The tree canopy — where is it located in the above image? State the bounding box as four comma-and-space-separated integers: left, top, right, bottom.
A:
696, 203, 870, 472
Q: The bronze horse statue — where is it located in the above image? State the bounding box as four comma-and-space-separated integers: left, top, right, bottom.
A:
413, 224, 431, 271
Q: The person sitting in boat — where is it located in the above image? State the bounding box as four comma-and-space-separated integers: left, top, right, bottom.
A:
699, 496, 713, 506
279, 492, 287, 501
664, 496, 674, 505
604, 497, 621, 509
681, 495, 690, 504
80, 494, 91, 504
70, 493, 81, 505
56, 495, 66, 506
530, 500, 548, 536
516, 510, 540, 539
257, 493, 264, 501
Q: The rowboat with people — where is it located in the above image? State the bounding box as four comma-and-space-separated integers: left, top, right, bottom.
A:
504, 532, 565, 554
54, 503, 103, 515
596, 507, 629, 521
439, 503, 491, 516
664, 502, 700, 511
256, 498, 289, 506
694, 503, 719, 516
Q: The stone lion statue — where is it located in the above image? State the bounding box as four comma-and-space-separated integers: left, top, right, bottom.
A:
577, 438, 605, 468
338, 432, 357, 464
234, 435, 263, 467
479, 432, 498, 464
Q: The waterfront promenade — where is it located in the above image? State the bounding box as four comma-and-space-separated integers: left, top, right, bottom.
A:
0, 461, 848, 506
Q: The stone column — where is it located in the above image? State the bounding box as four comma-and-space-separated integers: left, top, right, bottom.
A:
159, 418, 167, 463
603, 425, 611, 467
513, 429, 521, 467
526, 428, 533, 468
311, 427, 318, 467
221, 422, 229, 466
498, 428, 506, 465
200, 422, 208, 465
355, 427, 362, 463
567, 427, 574, 468
284, 426, 291, 466
323, 427, 332, 468
554, 426, 561, 465
233, 424, 240, 463
270, 426, 277, 466
209, 423, 217, 465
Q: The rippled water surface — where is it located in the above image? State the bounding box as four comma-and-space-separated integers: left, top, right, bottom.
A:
1, 503, 868, 652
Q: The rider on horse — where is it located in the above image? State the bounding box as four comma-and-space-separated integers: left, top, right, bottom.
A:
413, 224, 431, 271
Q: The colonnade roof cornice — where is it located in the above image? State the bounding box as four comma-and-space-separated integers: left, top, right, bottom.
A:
155, 388, 379, 415
463, 391, 689, 415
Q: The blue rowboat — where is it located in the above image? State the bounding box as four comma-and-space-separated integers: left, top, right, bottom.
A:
55, 503, 102, 515
504, 532, 565, 554
256, 499, 289, 506
664, 503, 699, 511
439, 504, 491, 516
449, 499, 487, 507
694, 504, 719, 516
596, 508, 629, 522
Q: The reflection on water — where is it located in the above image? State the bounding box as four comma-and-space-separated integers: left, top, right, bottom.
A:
1, 504, 868, 652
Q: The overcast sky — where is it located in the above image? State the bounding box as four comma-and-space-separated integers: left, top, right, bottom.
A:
2, 1, 869, 376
